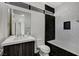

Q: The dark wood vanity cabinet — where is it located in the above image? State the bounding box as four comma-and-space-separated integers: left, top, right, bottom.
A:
3, 41, 35, 56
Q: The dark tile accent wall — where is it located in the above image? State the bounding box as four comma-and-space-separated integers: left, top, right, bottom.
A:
30, 5, 44, 13
45, 10, 54, 16
5, 2, 29, 9
45, 4, 55, 13
45, 4, 55, 42
45, 42, 77, 56
45, 14, 55, 41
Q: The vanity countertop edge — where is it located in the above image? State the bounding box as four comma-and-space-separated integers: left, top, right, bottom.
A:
1, 35, 36, 47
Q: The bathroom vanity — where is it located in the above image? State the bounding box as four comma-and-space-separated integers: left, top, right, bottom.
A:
1, 36, 35, 56
0, 4, 36, 56
0, 7, 35, 56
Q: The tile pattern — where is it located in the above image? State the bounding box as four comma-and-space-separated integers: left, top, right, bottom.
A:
45, 42, 77, 56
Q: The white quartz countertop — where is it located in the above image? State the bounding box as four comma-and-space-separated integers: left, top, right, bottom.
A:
47, 40, 79, 55
1, 35, 36, 47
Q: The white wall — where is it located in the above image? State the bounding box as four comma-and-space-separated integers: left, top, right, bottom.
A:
0, 3, 45, 47
54, 2, 79, 54
0, 3, 10, 48
28, 3, 45, 45
31, 11, 45, 45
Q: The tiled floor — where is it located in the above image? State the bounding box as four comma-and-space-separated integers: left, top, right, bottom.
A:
45, 42, 77, 56
0, 42, 77, 56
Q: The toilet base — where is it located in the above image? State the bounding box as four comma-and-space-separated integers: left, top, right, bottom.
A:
39, 50, 49, 56
39, 53, 49, 56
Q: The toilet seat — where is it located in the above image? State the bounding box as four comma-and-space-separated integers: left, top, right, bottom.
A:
38, 45, 50, 53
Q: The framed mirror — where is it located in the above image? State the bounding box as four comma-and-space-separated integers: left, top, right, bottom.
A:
64, 21, 71, 30
10, 9, 31, 36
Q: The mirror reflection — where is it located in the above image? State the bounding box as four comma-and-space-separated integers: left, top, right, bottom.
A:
11, 9, 31, 38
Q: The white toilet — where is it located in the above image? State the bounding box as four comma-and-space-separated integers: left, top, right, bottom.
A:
36, 39, 50, 56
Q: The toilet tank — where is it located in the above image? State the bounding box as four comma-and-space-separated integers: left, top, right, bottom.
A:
36, 39, 45, 46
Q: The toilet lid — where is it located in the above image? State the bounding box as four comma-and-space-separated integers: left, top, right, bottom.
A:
38, 45, 50, 53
